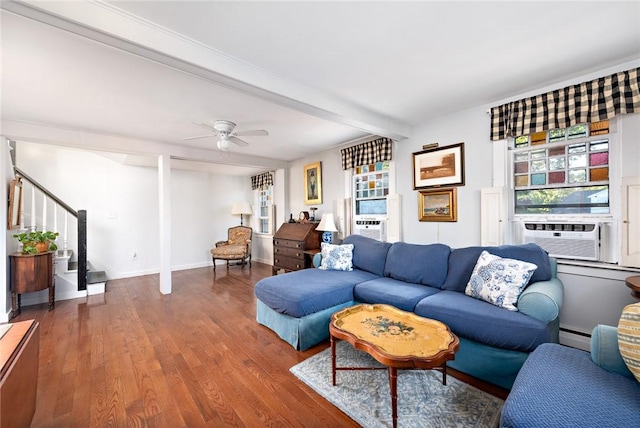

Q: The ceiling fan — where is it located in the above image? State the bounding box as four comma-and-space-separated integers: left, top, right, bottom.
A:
183, 120, 269, 151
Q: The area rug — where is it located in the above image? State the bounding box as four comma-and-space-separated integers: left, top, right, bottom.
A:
290, 341, 503, 428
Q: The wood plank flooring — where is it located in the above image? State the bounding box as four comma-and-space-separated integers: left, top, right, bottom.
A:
13, 262, 507, 427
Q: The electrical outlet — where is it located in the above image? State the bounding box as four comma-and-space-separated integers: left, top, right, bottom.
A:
132, 251, 137, 261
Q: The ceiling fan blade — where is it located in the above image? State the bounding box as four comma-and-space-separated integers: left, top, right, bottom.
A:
234, 129, 269, 137
193, 121, 218, 132
229, 136, 249, 147
182, 134, 216, 141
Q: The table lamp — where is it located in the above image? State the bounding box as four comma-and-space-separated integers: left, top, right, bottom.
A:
316, 213, 338, 243
231, 202, 252, 226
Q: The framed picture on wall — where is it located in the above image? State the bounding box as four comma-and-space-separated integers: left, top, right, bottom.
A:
304, 161, 322, 205
7, 177, 22, 230
412, 142, 465, 189
418, 188, 457, 222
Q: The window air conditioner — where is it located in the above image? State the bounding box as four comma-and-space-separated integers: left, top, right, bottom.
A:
523, 222, 600, 261
354, 219, 386, 242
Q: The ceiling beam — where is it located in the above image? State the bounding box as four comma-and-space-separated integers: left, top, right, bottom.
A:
2, 0, 411, 140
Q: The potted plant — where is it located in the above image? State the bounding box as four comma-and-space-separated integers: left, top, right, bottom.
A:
13, 231, 59, 254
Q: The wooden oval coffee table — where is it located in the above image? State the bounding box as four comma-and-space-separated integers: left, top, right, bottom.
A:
330, 304, 459, 428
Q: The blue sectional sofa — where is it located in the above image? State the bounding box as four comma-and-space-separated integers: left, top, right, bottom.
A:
254, 235, 564, 389
500, 325, 640, 427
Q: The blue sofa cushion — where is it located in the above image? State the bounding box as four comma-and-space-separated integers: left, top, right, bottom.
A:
354, 277, 441, 312
414, 290, 550, 352
441, 244, 551, 293
383, 242, 451, 287
254, 268, 379, 318
343, 235, 392, 277
501, 343, 640, 427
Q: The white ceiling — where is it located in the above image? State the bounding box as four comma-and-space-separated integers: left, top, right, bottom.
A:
2, 1, 639, 175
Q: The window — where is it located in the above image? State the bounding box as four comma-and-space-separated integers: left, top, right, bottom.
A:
254, 185, 273, 234
353, 161, 390, 216
512, 121, 610, 215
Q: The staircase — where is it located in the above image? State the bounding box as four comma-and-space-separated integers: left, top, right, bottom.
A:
11, 163, 108, 306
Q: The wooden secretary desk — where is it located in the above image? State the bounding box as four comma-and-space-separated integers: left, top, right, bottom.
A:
272, 222, 322, 274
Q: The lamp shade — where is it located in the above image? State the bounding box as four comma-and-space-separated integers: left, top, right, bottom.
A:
231, 202, 253, 216
316, 213, 338, 232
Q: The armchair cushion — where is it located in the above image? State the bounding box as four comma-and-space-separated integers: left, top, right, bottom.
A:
592, 324, 635, 379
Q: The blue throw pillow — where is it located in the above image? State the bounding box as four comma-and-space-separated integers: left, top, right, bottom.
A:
318, 243, 354, 271
465, 250, 538, 311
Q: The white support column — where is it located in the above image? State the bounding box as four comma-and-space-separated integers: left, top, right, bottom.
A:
158, 154, 172, 294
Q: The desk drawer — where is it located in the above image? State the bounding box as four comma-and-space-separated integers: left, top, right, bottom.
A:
273, 239, 304, 249
274, 255, 305, 271
274, 246, 304, 259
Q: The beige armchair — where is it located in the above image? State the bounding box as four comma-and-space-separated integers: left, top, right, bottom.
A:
211, 226, 252, 271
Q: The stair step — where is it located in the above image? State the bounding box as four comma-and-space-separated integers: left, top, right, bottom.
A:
87, 270, 107, 284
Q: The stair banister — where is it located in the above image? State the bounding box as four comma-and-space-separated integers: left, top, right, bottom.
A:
14, 167, 87, 291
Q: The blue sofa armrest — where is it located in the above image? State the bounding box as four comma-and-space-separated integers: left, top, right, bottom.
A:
517, 258, 563, 323
591, 324, 635, 379
313, 253, 322, 268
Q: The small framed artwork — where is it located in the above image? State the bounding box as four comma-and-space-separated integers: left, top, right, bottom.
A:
7, 177, 22, 230
412, 142, 465, 189
418, 188, 457, 222
304, 161, 322, 205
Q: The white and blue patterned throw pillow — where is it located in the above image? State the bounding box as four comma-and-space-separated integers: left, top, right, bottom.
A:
318, 243, 354, 271
465, 250, 538, 311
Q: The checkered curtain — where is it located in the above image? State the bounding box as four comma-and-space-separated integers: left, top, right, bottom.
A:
341, 137, 393, 170
251, 172, 273, 190
490, 67, 640, 141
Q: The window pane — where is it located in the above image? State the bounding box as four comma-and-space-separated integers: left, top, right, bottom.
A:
590, 120, 609, 135
515, 162, 528, 173
515, 185, 609, 214
549, 129, 566, 142
515, 175, 529, 187
548, 156, 566, 171
568, 153, 587, 168
531, 160, 546, 172
568, 124, 587, 139
568, 143, 586, 153
531, 131, 546, 145
531, 150, 546, 159
549, 147, 565, 157
590, 167, 608, 181
514, 153, 529, 161
590, 152, 608, 166
515, 135, 529, 147
569, 169, 587, 183
549, 171, 565, 184
590, 141, 609, 152
531, 173, 546, 185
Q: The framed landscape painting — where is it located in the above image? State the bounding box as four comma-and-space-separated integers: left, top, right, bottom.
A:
304, 161, 322, 205
418, 188, 457, 222
412, 142, 465, 189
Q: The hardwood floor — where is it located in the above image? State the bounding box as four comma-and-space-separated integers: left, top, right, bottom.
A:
13, 262, 507, 427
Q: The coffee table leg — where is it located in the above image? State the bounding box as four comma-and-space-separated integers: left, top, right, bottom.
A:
389, 367, 398, 428
331, 335, 337, 386
443, 364, 447, 386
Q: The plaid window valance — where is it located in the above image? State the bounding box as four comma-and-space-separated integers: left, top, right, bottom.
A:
251, 172, 273, 190
490, 67, 640, 141
341, 137, 393, 170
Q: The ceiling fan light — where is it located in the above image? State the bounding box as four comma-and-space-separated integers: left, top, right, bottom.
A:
217, 139, 230, 151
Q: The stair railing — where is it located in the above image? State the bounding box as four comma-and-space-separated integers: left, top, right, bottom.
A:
14, 167, 87, 291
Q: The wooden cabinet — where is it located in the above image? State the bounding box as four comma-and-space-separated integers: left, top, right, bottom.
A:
273, 222, 321, 274
0, 320, 39, 428
9, 252, 55, 319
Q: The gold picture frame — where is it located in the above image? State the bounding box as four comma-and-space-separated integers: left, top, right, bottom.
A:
412, 142, 465, 190
418, 188, 457, 222
7, 177, 22, 230
304, 161, 322, 205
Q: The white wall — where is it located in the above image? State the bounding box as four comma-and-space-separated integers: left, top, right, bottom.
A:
15, 142, 251, 279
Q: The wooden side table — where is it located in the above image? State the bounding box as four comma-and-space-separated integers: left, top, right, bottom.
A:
9, 252, 55, 318
625, 275, 640, 299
